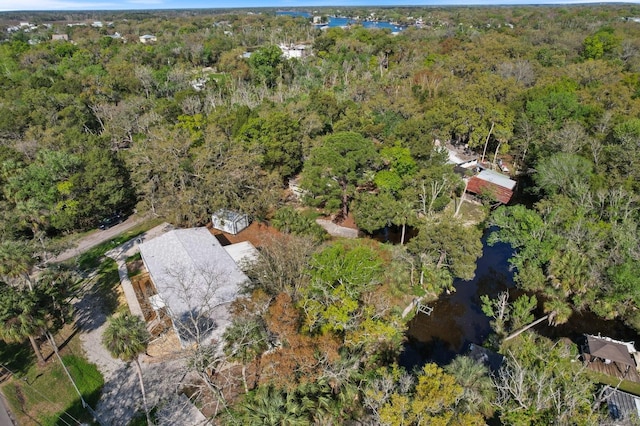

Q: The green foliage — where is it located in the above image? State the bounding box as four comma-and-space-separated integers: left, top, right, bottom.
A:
0, 271, 73, 362
271, 207, 327, 242
249, 45, 283, 87
102, 313, 150, 362
224, 382, 359, 426
223, 317, 269, 365
524, 82, 586, 132
297, 240, 404, 360
0, 281, 47, 343
582, 27, 621, 60
238, 112, 303, 179
377, 363, 485, 426
176, 113, 205, 144
308, 241, 382, 298
534, 152, 593, 197
510, 294, 537, 331
2, 145, 134, 233
607, 259, 640, 306
496, 333, 602, 425
445, 356, 496, 418
301, 131, 380, 217
407, 221, 482, 292
353, 190, 397, 233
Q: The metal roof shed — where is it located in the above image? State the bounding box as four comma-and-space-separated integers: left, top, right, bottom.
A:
212, 209, 250, 235
466, 169, 517, 204
139, 227, 249, 347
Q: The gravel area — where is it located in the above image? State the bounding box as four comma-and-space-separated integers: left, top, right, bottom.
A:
73, 223, 207, 426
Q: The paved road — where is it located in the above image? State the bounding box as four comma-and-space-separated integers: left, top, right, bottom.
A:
51, 214, 147, 264
0, 394, 14, 426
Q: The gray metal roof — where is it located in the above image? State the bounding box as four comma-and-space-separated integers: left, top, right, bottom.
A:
213, 209, 245, 222
606, 386, 640, 422
139, 228, 248, 345
476, 169, 517, 190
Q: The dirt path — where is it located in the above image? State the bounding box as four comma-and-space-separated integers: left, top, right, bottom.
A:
51, 214, 147, 264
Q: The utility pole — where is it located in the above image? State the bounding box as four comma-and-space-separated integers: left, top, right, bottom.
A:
46, 332, 108, 426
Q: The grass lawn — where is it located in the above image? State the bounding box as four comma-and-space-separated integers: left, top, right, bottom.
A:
75, 217, 165, 271
1, 329, 104, 426
587, 371, 640, 396
0, 219, 168, 425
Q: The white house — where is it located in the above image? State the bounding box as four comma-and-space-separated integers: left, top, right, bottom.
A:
279, 43, 311, 59
139, 34, 157, 44
139, 227, 256, 347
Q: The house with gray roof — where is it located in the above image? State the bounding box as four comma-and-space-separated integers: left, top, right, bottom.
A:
605, 386, 640, 424
139, 227, 255, 347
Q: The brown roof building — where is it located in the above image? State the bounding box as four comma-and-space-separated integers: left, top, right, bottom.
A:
586, 335, 636, 366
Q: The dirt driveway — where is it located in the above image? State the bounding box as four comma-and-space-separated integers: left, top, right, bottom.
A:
51, 214, 147, 264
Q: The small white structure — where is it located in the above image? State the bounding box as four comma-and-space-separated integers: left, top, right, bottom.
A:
279, 43, 311, 59
212, 209, 250, 235
51, 34, 69, 41
139, 34, 157, 44
223, 241, 259, 265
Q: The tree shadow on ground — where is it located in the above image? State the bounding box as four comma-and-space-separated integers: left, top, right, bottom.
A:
51, 388, 103, 426
74, 258, 121, 335
0, 341, 34, 376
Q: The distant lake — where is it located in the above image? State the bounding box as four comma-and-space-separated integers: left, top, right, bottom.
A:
276, 11, 406, 31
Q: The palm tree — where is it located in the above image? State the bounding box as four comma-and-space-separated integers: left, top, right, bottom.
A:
103, 313, 152, 425
223, 317, 268, 393
239, 385, 310, 426
0, 239, 36, 287
0, 282, 47, 364
445, 355, 496, 419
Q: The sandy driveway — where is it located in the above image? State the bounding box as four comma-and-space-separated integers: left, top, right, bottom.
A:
51, 214, 147, 264
75, 280, 192, 425
64, 220, 207, 425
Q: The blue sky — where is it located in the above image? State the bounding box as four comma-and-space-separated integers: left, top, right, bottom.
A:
0, 0, 636, 12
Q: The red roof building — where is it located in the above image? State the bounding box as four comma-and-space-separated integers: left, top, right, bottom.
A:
466, 170, 516, 204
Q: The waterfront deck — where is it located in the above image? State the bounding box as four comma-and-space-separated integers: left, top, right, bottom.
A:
582, 353, 640, 383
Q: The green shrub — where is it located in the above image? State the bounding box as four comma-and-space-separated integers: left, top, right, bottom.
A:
271, 207, 328, 242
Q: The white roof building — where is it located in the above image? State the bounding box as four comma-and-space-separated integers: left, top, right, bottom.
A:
139, 34, 157, 44
475, 169, 517, 190
279, 43, 311, 59
139, 227, 252, 347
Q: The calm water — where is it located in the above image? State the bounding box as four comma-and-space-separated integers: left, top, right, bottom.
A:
400, 228, 640, 369
400, 229, 515, 368
276, 11, 405, 31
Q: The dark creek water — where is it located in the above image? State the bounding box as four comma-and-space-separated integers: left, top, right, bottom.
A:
400, 228, 639, 370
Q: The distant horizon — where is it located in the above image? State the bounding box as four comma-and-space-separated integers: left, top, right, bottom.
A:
1, 0, 639, 13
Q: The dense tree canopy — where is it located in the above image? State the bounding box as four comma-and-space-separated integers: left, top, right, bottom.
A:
2, 5, 640, 424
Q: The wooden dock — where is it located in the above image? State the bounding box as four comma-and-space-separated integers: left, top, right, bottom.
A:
416, 301, 433, 316
582, 354, 640, 383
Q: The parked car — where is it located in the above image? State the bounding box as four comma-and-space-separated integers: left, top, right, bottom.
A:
99, 213, 124, 230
